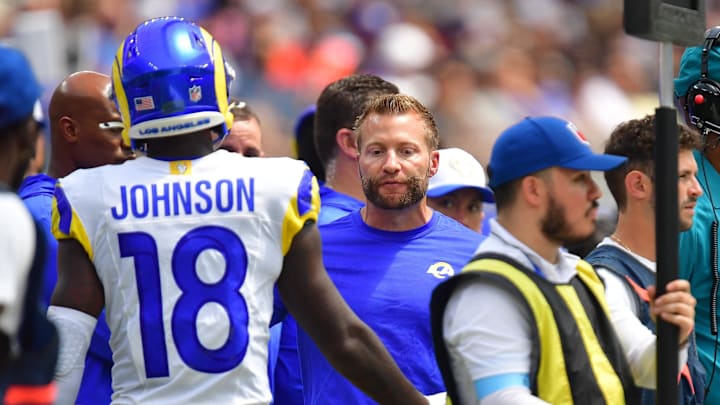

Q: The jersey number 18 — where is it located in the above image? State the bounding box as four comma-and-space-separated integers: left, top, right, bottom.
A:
119, 226, 249, 378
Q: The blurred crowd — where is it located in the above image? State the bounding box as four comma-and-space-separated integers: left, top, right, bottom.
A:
1, 0, 720, 163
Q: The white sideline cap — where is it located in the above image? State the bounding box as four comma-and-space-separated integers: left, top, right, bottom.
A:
428, 147, 494, 202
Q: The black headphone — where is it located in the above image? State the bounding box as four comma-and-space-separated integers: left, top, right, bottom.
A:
686, 26, 720, 138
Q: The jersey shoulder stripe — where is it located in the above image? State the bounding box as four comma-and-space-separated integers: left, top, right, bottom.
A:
281, 167, 320, 255
51, 183, 93, 259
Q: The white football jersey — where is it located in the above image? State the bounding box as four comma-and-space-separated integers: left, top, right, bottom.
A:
0, 192, 36, 338
52, 150, 319, 404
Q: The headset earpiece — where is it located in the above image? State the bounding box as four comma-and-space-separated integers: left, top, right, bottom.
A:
687, 79, 720, 136
686, 27, 720, 139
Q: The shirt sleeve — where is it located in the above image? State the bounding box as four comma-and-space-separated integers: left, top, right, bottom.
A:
598, 268, 688, 388
481, 386, 551, 405
280, 167, 320, 256
597, 268, 639, 316
0, 195, 36, 336
443, 281, 541, 403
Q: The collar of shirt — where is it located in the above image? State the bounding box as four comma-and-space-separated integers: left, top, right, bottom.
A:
473, 219, 579, 283
598, 237, 656, 272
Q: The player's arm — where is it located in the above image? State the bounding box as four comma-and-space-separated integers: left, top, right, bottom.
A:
47, 239, 103, 405
51, 239, 104, 316
277, 221, 428, 405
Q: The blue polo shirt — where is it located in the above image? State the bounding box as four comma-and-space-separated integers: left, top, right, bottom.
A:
273, 183, 365, 404
297, 210, 483, 404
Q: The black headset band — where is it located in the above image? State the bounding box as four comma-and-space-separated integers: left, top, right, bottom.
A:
702, 27, 720, 78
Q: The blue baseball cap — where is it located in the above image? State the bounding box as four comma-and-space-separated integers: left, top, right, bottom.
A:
487, 116, 627, 188
0, 46, 41, 130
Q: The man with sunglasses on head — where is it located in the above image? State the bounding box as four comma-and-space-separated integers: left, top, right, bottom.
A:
219, 98, 265, 157
18, 70, 135, 405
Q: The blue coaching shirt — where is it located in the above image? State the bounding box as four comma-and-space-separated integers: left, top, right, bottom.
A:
297, 210, 483, 404
317, 183, 364, 224
19, 174, 113, 405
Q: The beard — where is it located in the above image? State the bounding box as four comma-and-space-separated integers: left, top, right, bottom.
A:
361, 174, 428, 210
541, 194, 598, 245
652, 193, 697, 232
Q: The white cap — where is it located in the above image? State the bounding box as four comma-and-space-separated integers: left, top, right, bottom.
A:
428, 147, 494, 202
33, 99, 45, 128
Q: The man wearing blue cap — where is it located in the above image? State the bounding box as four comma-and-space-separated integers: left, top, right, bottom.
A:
0, 45, 58, 405
431, 116, 696, 404
674, 25, 720, 403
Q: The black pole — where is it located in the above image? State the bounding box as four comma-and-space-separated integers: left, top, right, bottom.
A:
655, 105, 679, 405
623, 2, 704, 403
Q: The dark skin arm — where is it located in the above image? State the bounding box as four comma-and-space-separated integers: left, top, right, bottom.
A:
50, 239, 104, 317
52, 225, 427, 403
277, 221, 428, 405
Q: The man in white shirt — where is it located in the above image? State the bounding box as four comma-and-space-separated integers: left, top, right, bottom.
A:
585, 114, 705, 405
431, 116, 697, 404
0, 45, 58, 405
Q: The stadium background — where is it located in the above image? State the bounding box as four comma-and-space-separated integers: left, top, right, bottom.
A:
1, 0, 718, 179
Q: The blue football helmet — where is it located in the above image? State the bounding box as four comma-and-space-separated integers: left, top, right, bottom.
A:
111, 16, 234, 147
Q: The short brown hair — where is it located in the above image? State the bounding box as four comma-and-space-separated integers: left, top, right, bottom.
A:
353, 94, 439, 151
604, 114, 701, 211
314, 74, 399, 167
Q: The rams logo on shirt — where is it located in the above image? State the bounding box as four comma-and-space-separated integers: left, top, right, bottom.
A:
426, 261, 455, 279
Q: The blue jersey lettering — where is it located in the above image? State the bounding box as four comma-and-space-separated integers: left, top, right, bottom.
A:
111, 179, 256, 219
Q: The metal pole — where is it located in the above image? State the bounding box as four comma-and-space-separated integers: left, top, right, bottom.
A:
655, 41, 679, 405
659, 42, 675, 108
